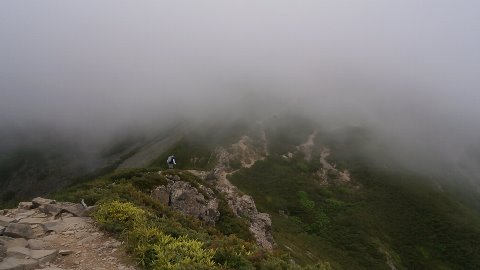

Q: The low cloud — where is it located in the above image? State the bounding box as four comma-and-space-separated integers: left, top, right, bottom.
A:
1, 1, 479, 179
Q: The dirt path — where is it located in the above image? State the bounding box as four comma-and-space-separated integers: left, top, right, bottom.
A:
45, 216, 137, 270
297, 131, 317, 161
319, 147, 351, 183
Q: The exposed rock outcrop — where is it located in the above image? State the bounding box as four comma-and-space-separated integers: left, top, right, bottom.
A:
317, 147, 359, 188
4, 224, 35, 239
208, 135, 276, 250
211, 167, 275, 250
152, 175, 220, 225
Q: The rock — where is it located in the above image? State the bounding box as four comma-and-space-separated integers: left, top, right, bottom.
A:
17, 218, 47, 225
62, 217, 88, 231
30, 213, 48, 218
0, 241, 5, 262
6, 247, 31, 258
151, 186, 170, 206
0, 257, 38, 270
249, 213, 275, 250
211, 152, 276, 250
39, 203, 89, 217
27, 239, 45, 250
0, 227, 5, 236
31, 225, 48, 239
38, 205, 62, 217
13, 210, 36, 221
0, 217, 14, 227
5, 239, 27, 249
17, 203, 33, 211
58, 250, 73, 256
59, 203, 86, 217
152, 180, 220, 225
31, 249, 58, 264
31, 198, 56, 208
40, 222, 64, 234
4, 224, 35, 239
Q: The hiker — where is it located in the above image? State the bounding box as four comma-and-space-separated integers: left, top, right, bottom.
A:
167, 155, 176, 169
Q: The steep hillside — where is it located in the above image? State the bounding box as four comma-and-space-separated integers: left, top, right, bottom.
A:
0, 139, 137, 208
228, 116, 480, 269
1, 115, 480, 269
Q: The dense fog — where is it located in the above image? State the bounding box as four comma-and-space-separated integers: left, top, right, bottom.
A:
1, 1, 479, 178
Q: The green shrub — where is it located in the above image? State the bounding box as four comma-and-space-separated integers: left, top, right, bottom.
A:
210, 234, 257, 269
128, 224, 215, 269
93, 200, 147, 232
298, 191, 315, 210
94, 201, 215, 270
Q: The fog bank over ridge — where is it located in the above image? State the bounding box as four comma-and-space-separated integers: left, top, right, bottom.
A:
1, 1, 480, 175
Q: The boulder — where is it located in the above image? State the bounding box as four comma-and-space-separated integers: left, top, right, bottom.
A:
0, 241, 5, 262
17, 218, 47, 225
27, 239, 45, 250
31, 198, 56, 208
40, 221, 65, 233
31, 249, 58, 264
4, 224, 35, 239
5, 247, 58, 265
39, 203, 89, 218
13, 210, 36, 221
6, 247, 31, 258
37, 205, 62, 217
59, 203, 87, 217
58, 250, 73, 256
17, 203, 33, 211
0, 257, 38, 270
0, 217, 14, 228
5, 239, 27, 249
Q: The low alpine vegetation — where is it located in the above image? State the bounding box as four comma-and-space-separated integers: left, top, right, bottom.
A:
55, 168, 329, 270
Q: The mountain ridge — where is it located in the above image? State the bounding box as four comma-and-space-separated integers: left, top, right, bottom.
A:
1, 115, 480, 269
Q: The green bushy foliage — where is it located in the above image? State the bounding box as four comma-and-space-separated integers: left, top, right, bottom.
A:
95, 201, 215, 270
210, 234, 257, 269
94, 200, 147, 232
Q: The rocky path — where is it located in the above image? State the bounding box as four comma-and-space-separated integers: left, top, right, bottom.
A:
319, 148, 351, 183
297, 131, 317, 162
0, 198, 138, 270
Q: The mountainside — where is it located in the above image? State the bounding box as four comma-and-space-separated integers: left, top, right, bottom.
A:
1, 115, 480, 269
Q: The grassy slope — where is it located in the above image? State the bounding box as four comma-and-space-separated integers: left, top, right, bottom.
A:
229, 118, 480, 269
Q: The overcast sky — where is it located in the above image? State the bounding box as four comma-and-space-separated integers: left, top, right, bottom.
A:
1, 1, 480, 165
